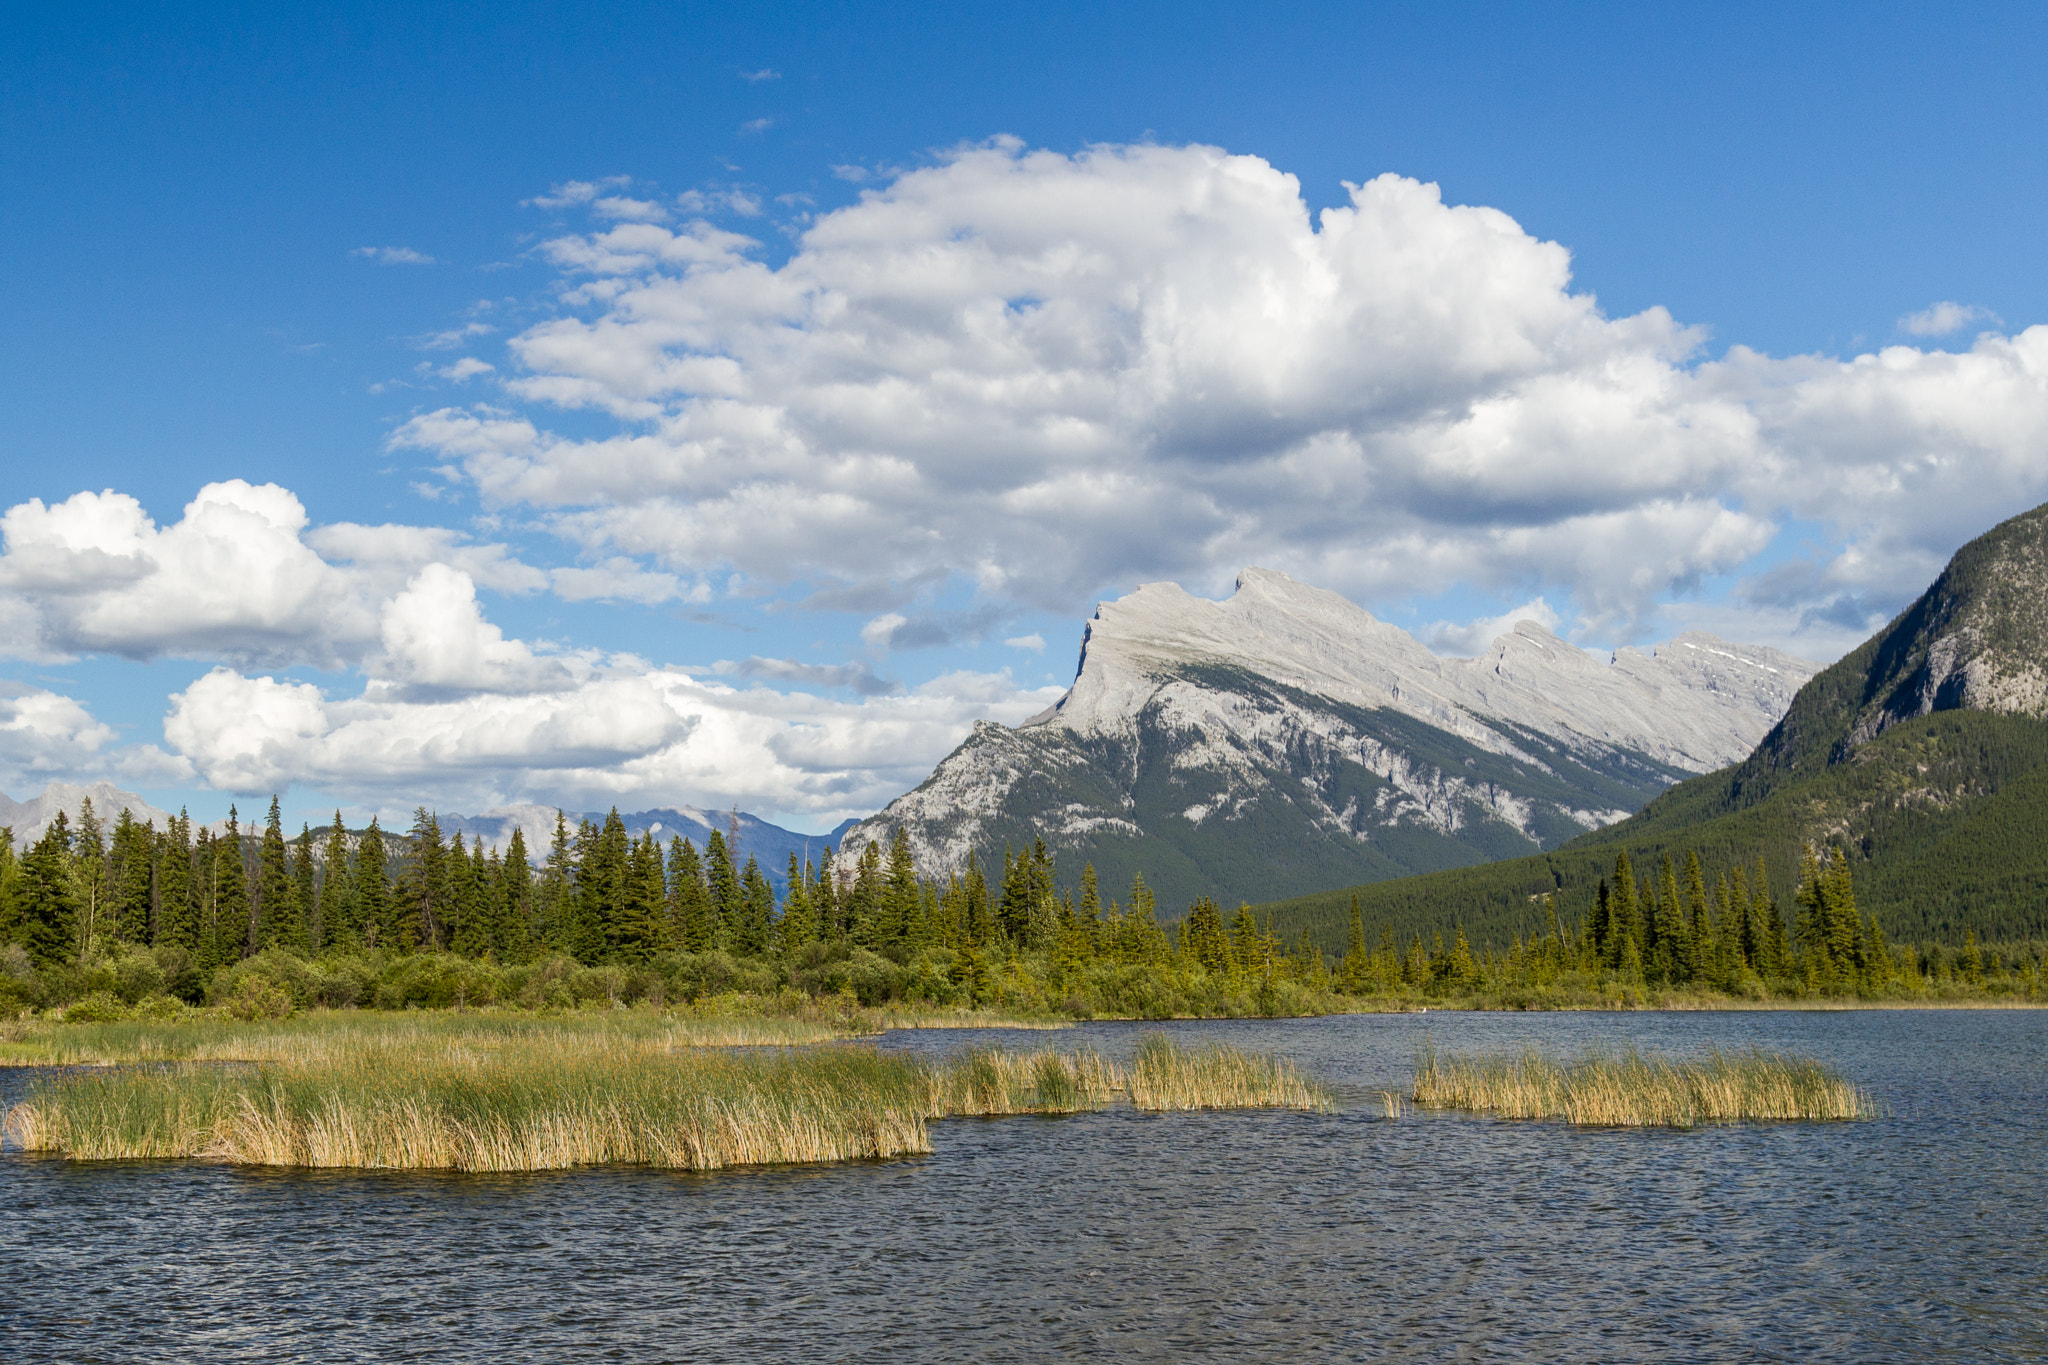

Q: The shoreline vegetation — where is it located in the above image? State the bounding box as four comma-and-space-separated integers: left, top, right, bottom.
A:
1411, 1045, 1873, 1127
3, 1032, 1329, 1171
2, 799, 2041, 1032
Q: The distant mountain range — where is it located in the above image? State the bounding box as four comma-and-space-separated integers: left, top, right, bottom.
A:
844, 567, 1818, 909
439, 805, 858, 891
1, 787, 852, 894
0, 781, 176, 848
1258, 498, 2048, 950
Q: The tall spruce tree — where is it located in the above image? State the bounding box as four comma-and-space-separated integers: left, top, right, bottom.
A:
318, 812, 354, 951
210, 809, 250, 967
355, 817, 389, 950
668, 838, 713, 952
499, 828, 534, 960
71, 797, 108, 960
155, 813, 196, 955
14, 813, 77, 967
257, 796, 307, 954
736, 855, 774, 956
779, 852, 815, 955
109, 810, 155, 945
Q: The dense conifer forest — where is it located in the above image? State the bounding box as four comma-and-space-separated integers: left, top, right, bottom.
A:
1, 789, 2037, 1020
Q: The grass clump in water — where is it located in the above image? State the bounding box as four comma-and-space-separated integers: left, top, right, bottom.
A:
1411, 1044, 1871, 1127
5, 1031, 1330, 1171
1126, 1033, 1332, 1112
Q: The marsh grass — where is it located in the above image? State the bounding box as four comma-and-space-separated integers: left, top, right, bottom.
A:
4, 1032, 1328, 1171
1411, 1044, 1872, 1127
1125, 1033, 1332, 1112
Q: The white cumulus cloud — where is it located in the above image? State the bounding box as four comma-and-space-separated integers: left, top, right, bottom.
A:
386, 140, 2048, 649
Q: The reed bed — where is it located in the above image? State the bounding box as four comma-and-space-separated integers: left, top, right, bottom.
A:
1125, 1033, 1332, 1112
1410, 1045, 1872, 1127
5, 1033, 1330, 1171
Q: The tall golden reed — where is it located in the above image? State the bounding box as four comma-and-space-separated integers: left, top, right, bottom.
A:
5, 1033, 1330, 1172
1411, 1045, 1871, 1127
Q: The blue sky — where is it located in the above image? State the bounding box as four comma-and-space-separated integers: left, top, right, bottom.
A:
4, 1, 2047, 833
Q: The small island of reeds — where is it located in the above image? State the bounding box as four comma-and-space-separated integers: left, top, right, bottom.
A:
4, 1028, 1328, 1172
1410, 1045, 1872, 1127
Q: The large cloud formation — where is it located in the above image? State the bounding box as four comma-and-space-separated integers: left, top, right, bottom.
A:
398, 139, 2048, 640
7, 140, 2048, 820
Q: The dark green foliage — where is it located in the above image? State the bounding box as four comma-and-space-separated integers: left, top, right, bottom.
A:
317, 812, 354, 951
12, 814, 77, 967
257, 797, 307, 955
356, 818, 389, 951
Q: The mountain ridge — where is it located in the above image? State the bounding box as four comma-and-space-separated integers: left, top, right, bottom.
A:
1252, 500, 2048, 951
846, 568, 1818, 908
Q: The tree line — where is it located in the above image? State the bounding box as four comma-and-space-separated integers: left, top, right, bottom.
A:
1333, 845, 2025, 996
0, 796, 1231, 981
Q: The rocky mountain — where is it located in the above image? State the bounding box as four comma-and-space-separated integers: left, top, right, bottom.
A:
846, 567, 1817, 909
1258, 499, 2048, 950
0, 781, 174, 847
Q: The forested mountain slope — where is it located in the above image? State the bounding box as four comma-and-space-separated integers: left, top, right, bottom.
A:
1257, 501, 2048, 953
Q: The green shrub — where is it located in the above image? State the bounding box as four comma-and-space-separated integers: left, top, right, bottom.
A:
61, 991, 128, 1023
371, 953, 506, 1010
109, 949, 167, 1004
220, 975, 294, 1021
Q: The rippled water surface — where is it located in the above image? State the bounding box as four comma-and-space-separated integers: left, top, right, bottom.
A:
4, 1010, 2045, 1362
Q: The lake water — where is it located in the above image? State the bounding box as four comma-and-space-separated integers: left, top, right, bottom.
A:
3, 1010, 2044, 1362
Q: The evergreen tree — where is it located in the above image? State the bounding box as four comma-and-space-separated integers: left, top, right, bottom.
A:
669, 838, 714, 951
155, 813, 196, 954
1651, 856, 1688, 983
449, 833, 488, 957
577, 811, 628, 963
736, 855, 774, 956
882, 829, 919, 946
499, 828, 534, 960
14, 813, 77, 967
619, 832, 669, 960
1682, 851, 1710, 981
291, 824, 316, 950
1755, 857, 1787, 978
1074, 863, 1102, 956
1960, 929, 1985, 985
779, 852, 815, 955
845, 839, 882, 947
356, 817, 390, 951
1183, 896, 1232, 976
318, 812, 354, 951
996, 846, 1033, 944
1342, 893, 1367, 990
71, 797, 108, 959
961, 853, 993, 946
395, 808, 447, 952
536, 812, 574, 954
705, 828, 743, 950
210, 809, 250, 968
109, 810, 156, 945
257, 796, 306, 954
1228, 903, 1264, 980
812, 846, 839, 940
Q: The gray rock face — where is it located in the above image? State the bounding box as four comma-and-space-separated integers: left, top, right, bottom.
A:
1842, 502, 2048, 749
847, 568, 1818, 909
0, 781, 174, 848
